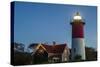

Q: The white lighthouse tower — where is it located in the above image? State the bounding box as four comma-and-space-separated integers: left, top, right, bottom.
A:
70, 12, 86, 61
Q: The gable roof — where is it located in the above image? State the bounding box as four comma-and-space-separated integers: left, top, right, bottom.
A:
29, 43, 68, 54
28, 43, 46, 50
42, 44, 67, 53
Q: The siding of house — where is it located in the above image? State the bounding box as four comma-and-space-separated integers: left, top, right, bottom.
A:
62, 47, 70, 62
33, 46, 48, 64
48, 53, 62, 63
30, 43, 70, 63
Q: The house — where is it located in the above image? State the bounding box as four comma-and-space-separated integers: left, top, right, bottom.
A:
29, 42, 70, 63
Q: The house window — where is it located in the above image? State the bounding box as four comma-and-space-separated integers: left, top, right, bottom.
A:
53, 57, 60, 62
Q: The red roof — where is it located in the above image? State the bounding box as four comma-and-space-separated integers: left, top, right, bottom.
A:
42, 44, 67, 53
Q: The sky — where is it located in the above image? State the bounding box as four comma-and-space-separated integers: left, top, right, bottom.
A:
14, 1, 97, 49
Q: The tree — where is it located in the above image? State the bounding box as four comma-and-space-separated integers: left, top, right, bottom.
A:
14, 42, 25, 52
14, 51, 32, 65
85, 47, 97, 61
11, 42, 32, 65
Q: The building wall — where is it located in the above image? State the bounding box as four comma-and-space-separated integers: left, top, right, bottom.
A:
71, 38, 86, 60
48, 53, 62, 63
62, 47, 70, 62
33, 47, 48, 64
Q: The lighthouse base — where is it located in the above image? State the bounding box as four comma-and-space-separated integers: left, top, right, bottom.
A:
71, 38, 86, 61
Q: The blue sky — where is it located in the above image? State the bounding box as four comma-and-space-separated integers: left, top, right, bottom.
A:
14, 1, 97, 49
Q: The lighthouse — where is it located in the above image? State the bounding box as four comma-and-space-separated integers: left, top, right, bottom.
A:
70, 12, 86, 61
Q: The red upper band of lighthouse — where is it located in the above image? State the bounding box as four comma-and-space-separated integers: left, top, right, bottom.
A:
70, 12, 85, 38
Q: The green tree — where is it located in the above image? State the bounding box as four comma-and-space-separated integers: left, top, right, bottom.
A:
11, 42, 32, 65
85, 47, 97, 61
14, 42, 25, 52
